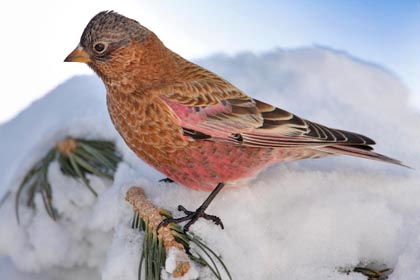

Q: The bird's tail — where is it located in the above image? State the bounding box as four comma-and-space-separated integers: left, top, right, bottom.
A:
316, 145, 411, 168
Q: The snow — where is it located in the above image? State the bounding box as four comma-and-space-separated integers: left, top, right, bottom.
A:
0, 47, 419, 279
164, 247, 200, 279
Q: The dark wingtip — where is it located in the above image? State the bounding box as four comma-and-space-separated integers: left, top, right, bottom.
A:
318, 145, 414, 169
397, 161, 415, 170
382, 157, 413, 169
370, 151, 413, 169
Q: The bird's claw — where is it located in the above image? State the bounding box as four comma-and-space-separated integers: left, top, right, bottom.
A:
178, 204, 225, 231
159, 177, 174, 183
177, 205, 193, 215
157, 204, 224, 232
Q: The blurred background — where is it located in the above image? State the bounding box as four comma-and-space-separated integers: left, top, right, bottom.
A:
0, 0, 419, 124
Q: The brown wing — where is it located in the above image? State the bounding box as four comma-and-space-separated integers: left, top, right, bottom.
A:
161, 82, 375, 148
157, 78, 405, 166
238, 99, 376, 148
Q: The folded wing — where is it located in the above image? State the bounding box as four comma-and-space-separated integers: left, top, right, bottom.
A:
159, 80, 404, 166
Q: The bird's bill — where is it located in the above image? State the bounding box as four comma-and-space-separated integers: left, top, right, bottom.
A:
64, 46, 91, 63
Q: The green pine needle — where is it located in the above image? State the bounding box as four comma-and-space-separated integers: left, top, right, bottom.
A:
132, 211, 232, 280
136, 216, 165, 280
353, 266, 393, 280
340, 263, 393, 280
15, 137, 122, 223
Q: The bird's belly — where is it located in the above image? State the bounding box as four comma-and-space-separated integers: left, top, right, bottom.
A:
153, 141, 305, 191
119, 125, 320, 191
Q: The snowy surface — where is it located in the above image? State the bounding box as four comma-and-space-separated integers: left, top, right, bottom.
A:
0, 47, 419, 279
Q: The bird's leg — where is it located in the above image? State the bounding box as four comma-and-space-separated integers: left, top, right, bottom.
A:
159, 177, 174, 183
158, 182, 225, 232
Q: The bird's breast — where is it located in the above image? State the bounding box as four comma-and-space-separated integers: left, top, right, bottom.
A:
106, 90, 189, 166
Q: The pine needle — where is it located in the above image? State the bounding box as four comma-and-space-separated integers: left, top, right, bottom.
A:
340, 263, 393, 280
15, 137, 122, 223
126, 187, 231, 280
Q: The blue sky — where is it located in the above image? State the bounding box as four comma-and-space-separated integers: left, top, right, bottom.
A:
149, 0, 420, 101
0, 0, 419, 123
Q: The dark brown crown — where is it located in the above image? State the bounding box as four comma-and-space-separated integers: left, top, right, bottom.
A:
80, 11, 151, 48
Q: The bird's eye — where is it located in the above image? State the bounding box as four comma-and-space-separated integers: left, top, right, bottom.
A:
93, 42, 107, 53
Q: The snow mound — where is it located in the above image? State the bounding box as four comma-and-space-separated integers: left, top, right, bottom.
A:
0, 47, 419, 279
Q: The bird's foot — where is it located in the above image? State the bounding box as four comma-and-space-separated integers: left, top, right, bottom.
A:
158, 204, 224, 232
157, 182, 226, 232
159, 177, 174, 183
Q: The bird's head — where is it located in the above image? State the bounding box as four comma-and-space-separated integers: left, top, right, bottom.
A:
65, 11, 165, 90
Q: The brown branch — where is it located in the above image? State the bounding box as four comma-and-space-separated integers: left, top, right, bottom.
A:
125, 186, 190, 277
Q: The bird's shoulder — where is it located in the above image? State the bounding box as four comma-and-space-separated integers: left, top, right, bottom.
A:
144, 53, 248, 105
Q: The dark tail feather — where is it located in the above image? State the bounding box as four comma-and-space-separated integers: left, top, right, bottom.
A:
317, 145, 411, 169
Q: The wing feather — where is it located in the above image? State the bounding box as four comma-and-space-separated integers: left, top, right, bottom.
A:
159, 81, 376, 148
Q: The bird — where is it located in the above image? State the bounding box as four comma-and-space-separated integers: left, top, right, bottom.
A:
65, 11, 404, 231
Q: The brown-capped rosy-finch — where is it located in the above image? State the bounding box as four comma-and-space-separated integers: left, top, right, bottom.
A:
65, 11, 404, 231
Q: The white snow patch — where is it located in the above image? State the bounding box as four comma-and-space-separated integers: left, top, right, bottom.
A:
163, 247, 199, 280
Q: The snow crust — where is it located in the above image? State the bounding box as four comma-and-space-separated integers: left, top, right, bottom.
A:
0, 47, 419, 279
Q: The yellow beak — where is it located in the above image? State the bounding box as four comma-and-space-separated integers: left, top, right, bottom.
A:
64, 45, 91, 63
